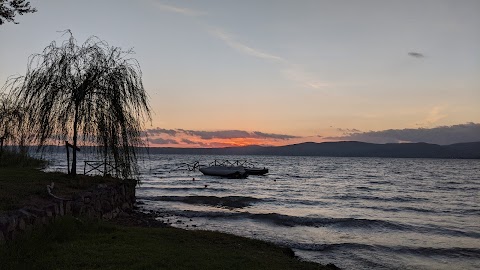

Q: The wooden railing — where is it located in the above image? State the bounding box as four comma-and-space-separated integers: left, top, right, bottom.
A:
84, 160, 120, 176
168, 159, 262, 173
208, 159, 257, 167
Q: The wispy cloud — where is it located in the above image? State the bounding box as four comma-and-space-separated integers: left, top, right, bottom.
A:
326, 123, 480, 145
208, 27, 286, 62
181, 138, 197, 145
179, 139, 231, 148
150, 137, 179, 144
145, 128, 301, 146
148, 2, 331, 90
336, 128, 361, 134
208, 27, 335, 89
424, 106, 447, 125
282, 66, 332, 89
252, 131, 299, 140
146, 128, 178, 136
150, 2, 205, 16
183, 129, 250, 140
208, 27, 333, 90
147, 128, 300, 141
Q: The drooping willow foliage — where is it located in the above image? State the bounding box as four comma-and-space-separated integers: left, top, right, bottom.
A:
0, 94, 23, 143
0, 94, 25, 164
6, 32, 151, 178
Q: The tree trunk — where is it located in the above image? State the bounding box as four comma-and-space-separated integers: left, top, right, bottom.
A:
0, 136, 4, 165
71, 104, 79, 176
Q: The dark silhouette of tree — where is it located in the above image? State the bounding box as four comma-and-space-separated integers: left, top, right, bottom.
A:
0, 93, 32, 165
0, 0, 37, 25
0, 94, 21, 142
6, 32, 151, 178
0, 94, 22, 162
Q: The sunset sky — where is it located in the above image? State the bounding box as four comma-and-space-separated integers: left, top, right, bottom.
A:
1, 0, 479, 147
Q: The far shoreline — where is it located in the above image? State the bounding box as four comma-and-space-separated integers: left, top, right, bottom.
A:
24, 141, 480, 159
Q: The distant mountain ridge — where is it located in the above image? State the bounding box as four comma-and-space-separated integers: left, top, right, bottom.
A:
22, 141, 479, 159
146, 141, 480, 159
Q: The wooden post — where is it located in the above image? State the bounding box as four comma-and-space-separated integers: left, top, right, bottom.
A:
0, 136, 4, 165
65, 141, 70, 174
65, 141, 80, 175
104, 144, 107, 176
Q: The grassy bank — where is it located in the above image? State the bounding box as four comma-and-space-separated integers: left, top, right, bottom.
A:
1, 165, 335, 270
0, 166, 119, 212
0, 216, 330, 270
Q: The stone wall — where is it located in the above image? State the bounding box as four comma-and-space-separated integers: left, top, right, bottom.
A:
0, 180, 137, 244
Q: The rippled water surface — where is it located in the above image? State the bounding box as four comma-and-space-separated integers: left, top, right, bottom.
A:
47, 154, 480, 270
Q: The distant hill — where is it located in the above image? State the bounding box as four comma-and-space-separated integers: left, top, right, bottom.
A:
22, 141, 480, 159
147, 141, 480, 159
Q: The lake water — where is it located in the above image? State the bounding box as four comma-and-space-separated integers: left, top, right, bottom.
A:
45, 154, 480, 270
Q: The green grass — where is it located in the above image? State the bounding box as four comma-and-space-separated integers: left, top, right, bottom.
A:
0, 167, 119, 212
0, 217, 328, 270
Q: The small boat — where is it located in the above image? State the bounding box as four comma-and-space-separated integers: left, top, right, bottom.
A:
199, 165, 248, 178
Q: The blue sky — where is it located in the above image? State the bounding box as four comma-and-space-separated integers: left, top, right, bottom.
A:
1, 0, 479, 146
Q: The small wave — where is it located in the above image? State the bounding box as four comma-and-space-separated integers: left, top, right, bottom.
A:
367, 180, 389, 185
459, 208, 480, 215
292, 243, 480, 259
138, 186, 228, 192
331, 194, 428, 203
361, 204, 480, 219
276, 199, 328, 206
157, 210, 408, 230
356, 186, 378, 191
139, 195, 262, 208
156, 209, 480, 238
292, 242, 376, 252
400, 206, 435, 213
393, 246, 480, 258
285, 173, 311, 179
251, 214, 409, 230
361, 205, 433, 214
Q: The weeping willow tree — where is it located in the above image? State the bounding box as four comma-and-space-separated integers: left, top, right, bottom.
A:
7, 32, 151, 178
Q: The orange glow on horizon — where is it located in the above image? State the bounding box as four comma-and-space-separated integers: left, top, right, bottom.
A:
148, 135, 327, 148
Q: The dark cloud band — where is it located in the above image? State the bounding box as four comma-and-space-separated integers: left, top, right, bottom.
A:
146, 128, 300, 141
327, 123, 480, 145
